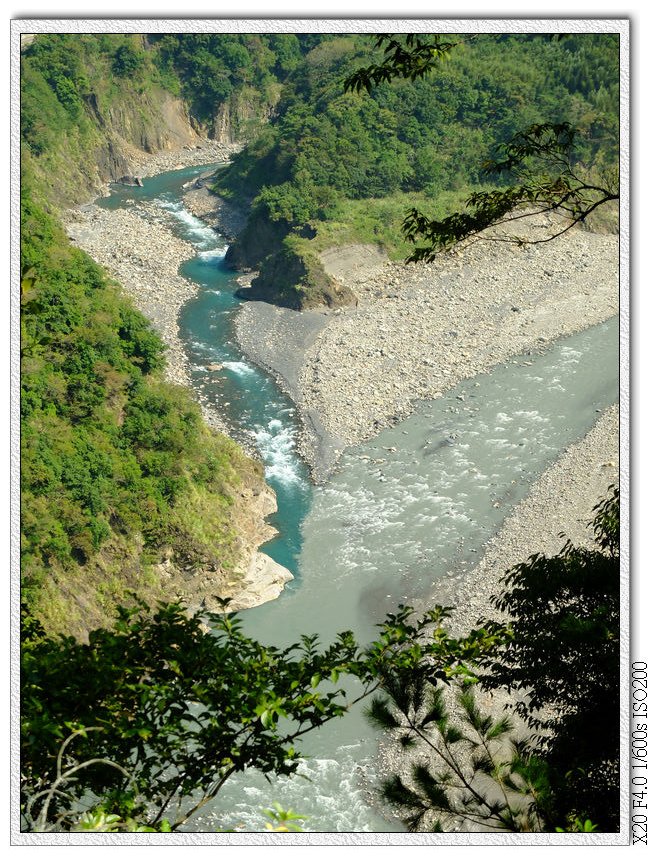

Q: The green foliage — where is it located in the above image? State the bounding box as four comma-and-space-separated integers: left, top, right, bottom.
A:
147, 34, 322, 122
217, 38, 417, 212
20, 601, 496, 831
343, 34, 619, 260
262, 803, 307, 832
20, 186, 255, 626
216, 32, 618, 304
372, 681, 553, 832
344, 34, 459, 92
112, 43, 145, 78
21, 35, 148, 161
480, 485, 620, 831
557, 816, 598, 833
402, 122, 619, 261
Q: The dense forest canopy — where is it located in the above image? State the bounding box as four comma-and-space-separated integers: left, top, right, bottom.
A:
219, 34, 619, 204
20, 32, 323, 630
20, 188, 266, 632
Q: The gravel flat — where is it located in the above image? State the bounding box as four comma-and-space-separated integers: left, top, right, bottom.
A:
235, 212, 618, 483
64, 161, 621, 627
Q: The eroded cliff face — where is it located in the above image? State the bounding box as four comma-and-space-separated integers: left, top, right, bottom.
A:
153, 469, 293, 622
91, 89, 203, 173
34, 87, 205, 207
225, 215, 355, 310
236, 242, 355, 310
211, 92, 272, 144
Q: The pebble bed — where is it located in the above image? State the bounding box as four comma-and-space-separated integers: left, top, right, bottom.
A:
300, 212, 618, 456
65, 199, 234, 440
65, 161, 621, 628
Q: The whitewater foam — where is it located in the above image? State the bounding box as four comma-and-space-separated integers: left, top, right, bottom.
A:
252, 419, 305, 488
197, 249, 227, 262
155, 199, 221, 249
221, 360, 255, 376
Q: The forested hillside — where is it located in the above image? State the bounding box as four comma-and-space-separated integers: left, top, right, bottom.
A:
217, 33, 619, 307
20, 33, 325, 633
21, 32, 325, 205
19, 29, 621, 835
21, 184, 278, 634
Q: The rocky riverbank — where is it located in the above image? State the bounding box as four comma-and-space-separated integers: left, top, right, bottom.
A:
376, 403, 620, 829
182, 184, 247, 242
64, 158, 293, 613
65, 196, 250, 446
65, 201, 211, 409
130, 139, 242, 179
235, 212, 618, 482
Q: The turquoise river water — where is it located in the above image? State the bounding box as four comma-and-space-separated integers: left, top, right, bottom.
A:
99, 165, 618, 833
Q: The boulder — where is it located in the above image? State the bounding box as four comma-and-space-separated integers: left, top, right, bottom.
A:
118, 175, 144, 187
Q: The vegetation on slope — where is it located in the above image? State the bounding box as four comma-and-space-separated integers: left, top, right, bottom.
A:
216, 33, 619, 306
19, 31, 621, 833
19, 32, 330, 632
20, 187, 267, 634
20, 488, 619, 833
20, 33, 331, 206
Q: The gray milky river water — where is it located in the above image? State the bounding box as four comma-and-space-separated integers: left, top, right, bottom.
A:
102, 165, 618, 833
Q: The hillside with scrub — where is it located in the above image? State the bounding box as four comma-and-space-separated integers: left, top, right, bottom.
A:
216, 33, 619, 307
20, 32, 325, 633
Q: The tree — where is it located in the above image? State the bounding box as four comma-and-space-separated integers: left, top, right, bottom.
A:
21, 600, 500, 832
400, 122, 619, 262
344, 34, 619, 261
368, 679, 555, 832
112, 43, 144, 78
480, 485, 620, 830
370, 487, 620, 832
343, 34, 463, 92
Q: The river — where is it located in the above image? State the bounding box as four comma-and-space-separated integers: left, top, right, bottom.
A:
99, 165, 618, 833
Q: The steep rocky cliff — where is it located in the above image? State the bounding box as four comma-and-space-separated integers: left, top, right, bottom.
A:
236, 237, 356, 310
26, 85, 204, 207
225, 213, 355, 309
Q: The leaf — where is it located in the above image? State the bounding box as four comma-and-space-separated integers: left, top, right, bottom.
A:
364, 696, 400, 730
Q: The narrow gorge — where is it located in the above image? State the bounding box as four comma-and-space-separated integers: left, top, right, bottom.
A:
61, 157, 618, 830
